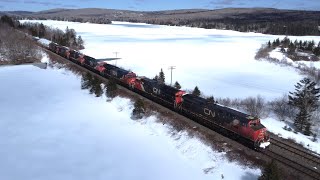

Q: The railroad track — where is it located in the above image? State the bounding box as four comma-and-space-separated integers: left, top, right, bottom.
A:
264, 137, 320, 180
270, 137, 320, 165
263, 149, 320, 180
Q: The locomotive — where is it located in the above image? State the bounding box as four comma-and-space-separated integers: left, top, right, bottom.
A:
47, 41, 270, 150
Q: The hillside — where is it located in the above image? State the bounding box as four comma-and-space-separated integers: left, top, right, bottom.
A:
4, 8, 320, 35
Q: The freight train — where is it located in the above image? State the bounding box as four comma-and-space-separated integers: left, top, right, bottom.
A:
47, 41, 270, 150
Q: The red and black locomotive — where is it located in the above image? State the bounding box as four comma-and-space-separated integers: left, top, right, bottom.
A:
48, 42, 270, 150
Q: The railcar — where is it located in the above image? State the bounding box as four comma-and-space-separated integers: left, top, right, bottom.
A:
68, 49, 81, 63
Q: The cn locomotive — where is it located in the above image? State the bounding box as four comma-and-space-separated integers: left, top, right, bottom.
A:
48, 41, 270, 150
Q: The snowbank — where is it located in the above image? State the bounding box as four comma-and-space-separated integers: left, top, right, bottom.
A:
263, 118, 320, 154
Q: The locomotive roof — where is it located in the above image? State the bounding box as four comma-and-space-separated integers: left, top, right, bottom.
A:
183, 94, 257, 123
96, 58, 121, 62
251, 123, 265, 130
160, 84, 180, 94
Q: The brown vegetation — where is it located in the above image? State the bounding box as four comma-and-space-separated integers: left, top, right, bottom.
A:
0, 23, 42, 64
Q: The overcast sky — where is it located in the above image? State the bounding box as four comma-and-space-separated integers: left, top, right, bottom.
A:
1, 0, 320, 12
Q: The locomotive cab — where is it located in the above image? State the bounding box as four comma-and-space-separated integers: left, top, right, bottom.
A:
248, 119, 270, 149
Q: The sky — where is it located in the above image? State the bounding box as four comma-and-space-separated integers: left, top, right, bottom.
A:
0, 0, 320, 12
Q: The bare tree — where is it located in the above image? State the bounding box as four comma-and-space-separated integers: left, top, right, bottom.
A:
269, 94, 295, 121
242, 95, 268, 118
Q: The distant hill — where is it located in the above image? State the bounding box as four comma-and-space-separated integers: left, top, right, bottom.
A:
2, 8, 320, 35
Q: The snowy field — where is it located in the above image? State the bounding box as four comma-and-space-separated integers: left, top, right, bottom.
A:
0, 64, 261, 180
21, 20, 320, 100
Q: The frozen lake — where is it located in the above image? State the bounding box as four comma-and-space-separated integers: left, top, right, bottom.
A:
21, 20, 320, 100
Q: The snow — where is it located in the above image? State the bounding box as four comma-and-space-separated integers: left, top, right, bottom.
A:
0, 64, 261, 180
20, 20, 320, 100
38, 38, 51, 48
259, 142, 271, 149
41, 52, 50, 63
263, 118, 320, 154
269, 48, 320, 69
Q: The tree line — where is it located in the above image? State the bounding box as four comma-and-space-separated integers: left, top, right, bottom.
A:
268, 37, 320, 56
20, 16, 112, 25
19, 22, 84, 50
140, 18, 320, 36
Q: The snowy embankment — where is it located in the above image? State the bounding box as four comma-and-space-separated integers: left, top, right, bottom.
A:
263, 118, 320, 154
0, 64, 260, 180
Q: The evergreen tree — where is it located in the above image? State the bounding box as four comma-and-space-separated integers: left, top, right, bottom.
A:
281, 37, 290, 47
313, 46, 320, 56
0, 15, 15, 27
105, 79, 118, 98
259, 160, 280, 180
299, 40, 303, 49
288, 78, 320, 135
132, 98, 145, 119
267, 41, 271, 48
192, 86, 201, 97
38, 23, 46, 38
158, 68, 165, 84
77, 35, 84, 49
207, 96, 215, 103
288, 42, 296, 54
153, 74, 159, 81
272, 40, 277, 48
174, 81, 181, 89
81, 72, 93, 90
91, 77, 103, 97
275, 38, 280, 46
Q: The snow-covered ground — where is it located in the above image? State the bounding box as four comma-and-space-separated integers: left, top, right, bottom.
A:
21, 20, 320, 100
263, 118, 320, 154
0, 64, 261, 180
269, 47, 320, 69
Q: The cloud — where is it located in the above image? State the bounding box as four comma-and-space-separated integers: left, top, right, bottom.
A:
134, 0, 145, 5
63, 4, 79, 8
214, 0, 236, 5
128, 5, 136, 9
0, 0, 21, 3
207, 0, 238, 8
23, 0, 61, 6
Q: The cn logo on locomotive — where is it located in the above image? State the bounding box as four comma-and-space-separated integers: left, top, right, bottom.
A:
204, 108, 215, 117
153, 87, 161, 95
